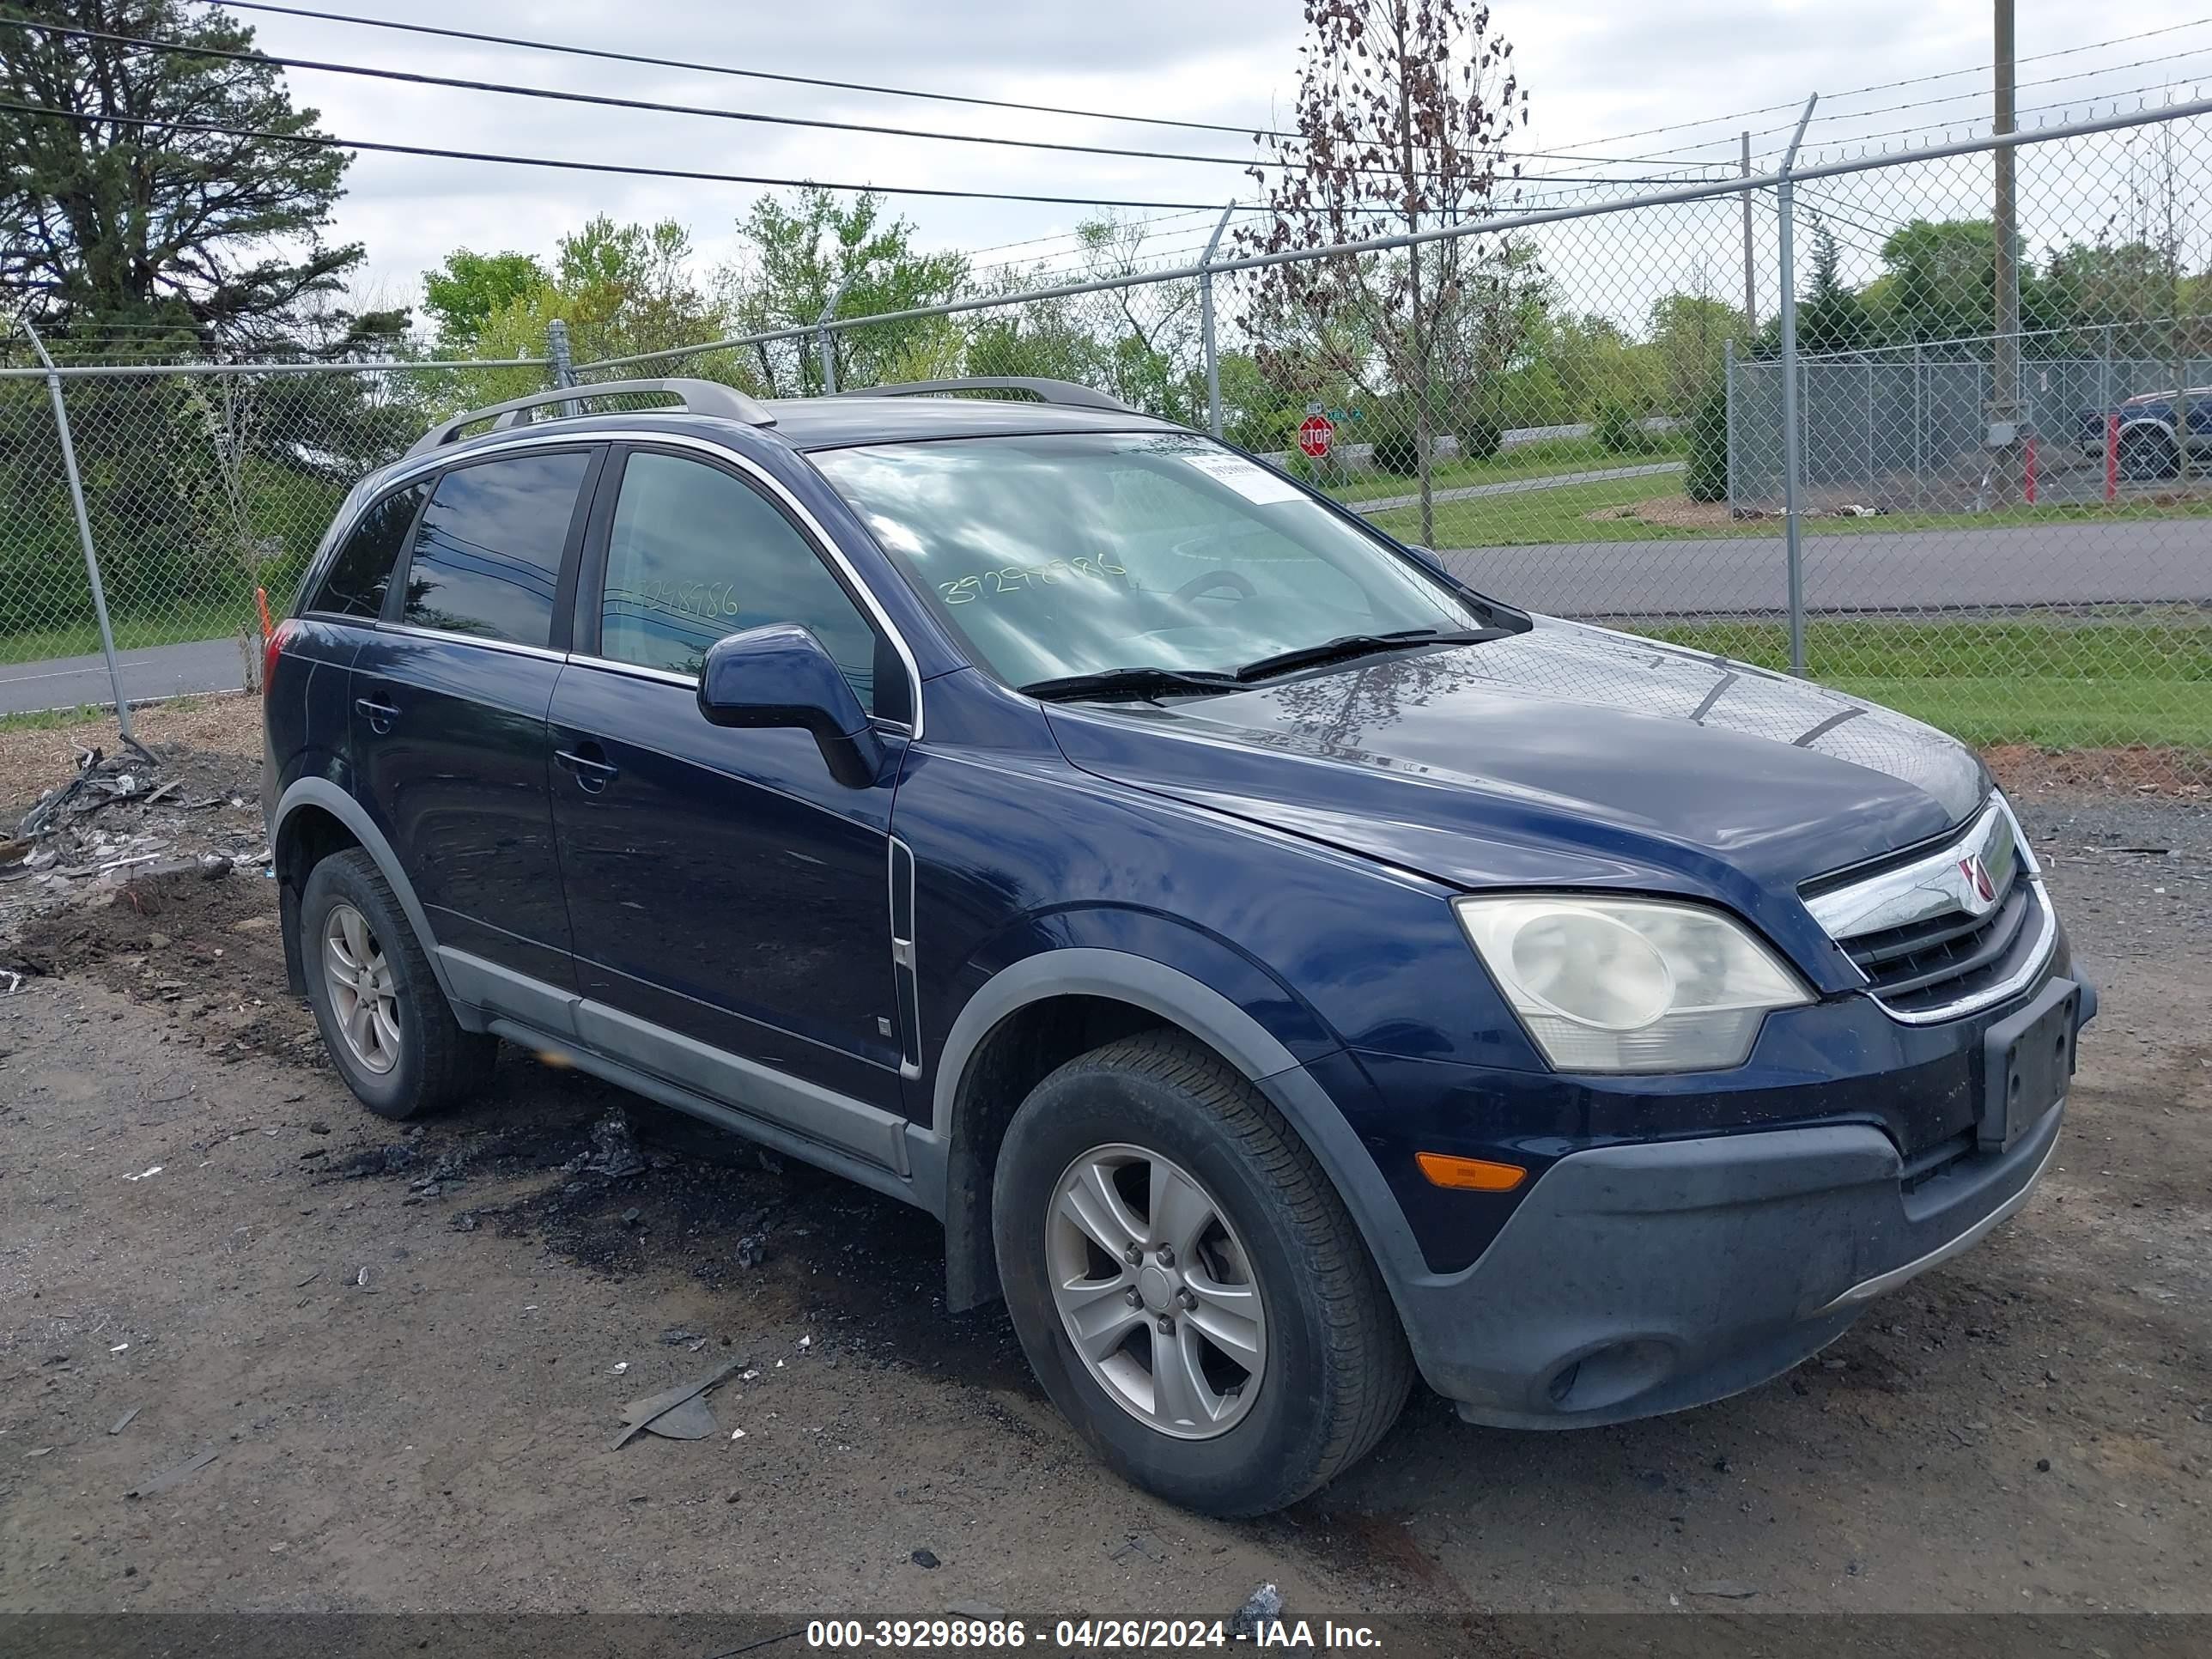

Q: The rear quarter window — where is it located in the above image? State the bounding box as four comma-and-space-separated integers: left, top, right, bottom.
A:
307, 482, 426, 621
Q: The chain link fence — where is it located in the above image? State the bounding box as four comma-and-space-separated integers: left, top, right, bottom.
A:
0, 351, 547, 690
7, 96, 2209, 753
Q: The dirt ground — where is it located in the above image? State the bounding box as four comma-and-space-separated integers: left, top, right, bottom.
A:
0, 722, 2206, 1634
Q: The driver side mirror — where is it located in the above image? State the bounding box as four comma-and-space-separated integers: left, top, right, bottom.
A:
696, 623, 885, 789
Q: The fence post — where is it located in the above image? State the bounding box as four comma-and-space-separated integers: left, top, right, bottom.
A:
546, 318, 578, 418
22, 319, 136, 744
1912, 342, 1925, 512
1776, 94, 1818, 679
817, 276, 852, 396
1199, 201, 1237, 439
1723, 337, 1737, 514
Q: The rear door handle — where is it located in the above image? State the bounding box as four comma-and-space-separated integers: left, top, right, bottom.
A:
355, 696, 399, 734
555, 744, 619, 794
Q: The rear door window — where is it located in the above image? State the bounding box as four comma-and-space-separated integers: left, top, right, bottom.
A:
309, 482, 425, 621
400, 451, 593, 647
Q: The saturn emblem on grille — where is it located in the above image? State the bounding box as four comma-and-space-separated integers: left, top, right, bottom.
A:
1958, 854, 1997, 911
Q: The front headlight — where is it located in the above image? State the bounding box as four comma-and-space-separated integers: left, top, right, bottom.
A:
1453, 896, 1811, 1073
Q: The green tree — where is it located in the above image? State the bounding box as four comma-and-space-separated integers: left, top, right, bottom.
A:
458, 216, 735, 402
0, 0, 395, 349
1648, 290, 1746, 414
1797, 220, 1871, 353
724, 187, 967, 395
422, 250, 548, 352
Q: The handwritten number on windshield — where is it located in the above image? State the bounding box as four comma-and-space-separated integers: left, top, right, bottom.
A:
940, 556, 1126, 605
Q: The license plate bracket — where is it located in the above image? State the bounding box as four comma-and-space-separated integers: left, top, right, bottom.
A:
1979, 976, 2080, 1153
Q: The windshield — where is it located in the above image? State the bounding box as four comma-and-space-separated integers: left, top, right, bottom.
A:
810, 431, 1492, 690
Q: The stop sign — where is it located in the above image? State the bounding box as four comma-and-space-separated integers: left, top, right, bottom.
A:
1297, 414, 1335, 459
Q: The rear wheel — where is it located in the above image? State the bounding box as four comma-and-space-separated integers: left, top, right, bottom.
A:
300, 849, 496, 1120
993, 1031, 1412, 1516
2118, 427, 2180, 481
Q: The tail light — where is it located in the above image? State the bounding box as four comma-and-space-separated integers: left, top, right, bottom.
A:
264, 617, 301, 696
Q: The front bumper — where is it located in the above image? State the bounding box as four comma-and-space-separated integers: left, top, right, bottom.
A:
1384, 976, 2089, 1429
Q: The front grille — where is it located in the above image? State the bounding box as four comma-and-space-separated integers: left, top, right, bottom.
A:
1802, 796, 2057, 1023
1840, 878, 2040, 1016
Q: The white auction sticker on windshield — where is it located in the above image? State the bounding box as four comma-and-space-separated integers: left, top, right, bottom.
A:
1182, 450, 1306, 504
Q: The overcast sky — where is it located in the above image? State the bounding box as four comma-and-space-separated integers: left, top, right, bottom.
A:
228, 0, 2212, 324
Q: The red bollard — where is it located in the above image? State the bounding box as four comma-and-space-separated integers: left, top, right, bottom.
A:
2106, 414, 2121, 502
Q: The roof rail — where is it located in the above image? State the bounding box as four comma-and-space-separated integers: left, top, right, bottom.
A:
404, 377, 776, 458
828, 377, 1135, 413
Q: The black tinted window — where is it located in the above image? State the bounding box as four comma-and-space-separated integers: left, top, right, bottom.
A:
402, 453, 591, 647
600, 451, 878, 710
311, 483, 424, 620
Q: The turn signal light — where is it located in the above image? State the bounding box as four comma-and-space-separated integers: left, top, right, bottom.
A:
1415, 1152, 1527, 1192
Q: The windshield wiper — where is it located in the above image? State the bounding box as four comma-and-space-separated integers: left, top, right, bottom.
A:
1021, 665, 1243, 702
1231, 627, 1506, 684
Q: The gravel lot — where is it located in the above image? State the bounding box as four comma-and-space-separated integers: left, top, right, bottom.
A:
0, 724, 2205, 1634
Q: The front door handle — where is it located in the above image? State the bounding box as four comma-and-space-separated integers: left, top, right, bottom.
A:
555, 744, 620, 794
355, 696, 399, 735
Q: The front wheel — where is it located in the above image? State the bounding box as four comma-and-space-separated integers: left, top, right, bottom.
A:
992, 1032, 1413, 1516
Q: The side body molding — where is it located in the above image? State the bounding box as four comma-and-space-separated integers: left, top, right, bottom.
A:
270, 776, 478, 1024
925, 947, 1431, 1313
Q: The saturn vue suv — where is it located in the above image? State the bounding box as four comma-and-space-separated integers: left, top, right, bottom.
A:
263, 376, 2094, 1516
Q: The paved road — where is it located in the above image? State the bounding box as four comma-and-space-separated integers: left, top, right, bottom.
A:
0, 519, 2203, 716
0, 635, 242, 717
1437, 519, 2212, 617
1350, 459, 1684, 515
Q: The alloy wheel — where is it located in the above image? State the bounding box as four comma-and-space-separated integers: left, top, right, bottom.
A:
322, 901, 401, 1075
1044, 1142, 1268, 1439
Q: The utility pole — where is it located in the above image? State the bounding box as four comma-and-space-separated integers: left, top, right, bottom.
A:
1991, 0, 2022, 500
1741, 131, 1757, 335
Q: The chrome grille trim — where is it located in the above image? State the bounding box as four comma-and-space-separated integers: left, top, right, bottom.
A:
1803, 795, 2056, 1024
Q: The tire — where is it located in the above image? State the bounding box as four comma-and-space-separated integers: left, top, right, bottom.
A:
299, 848, 496, 1121
2119, 428, 2179, 482
992, 1031, 1413, 1516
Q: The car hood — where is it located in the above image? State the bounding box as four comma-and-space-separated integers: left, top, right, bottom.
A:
1045, 616, 1988, 905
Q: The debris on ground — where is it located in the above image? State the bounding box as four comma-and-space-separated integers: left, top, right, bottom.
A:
1230, 1583, 1283, 1638
911, 1548, 940, 1570
2, 739, 267, 940
125, 1447, 218, 1498
582, 1110, 646, 1180
108, 1406, 140, 1435
1687, 1579, 1759, 1599
610, 1357, 746, 1449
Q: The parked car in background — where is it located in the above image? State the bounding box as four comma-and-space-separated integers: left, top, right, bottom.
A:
264, 377, 2095, 1516
2078, 386, 2212, 478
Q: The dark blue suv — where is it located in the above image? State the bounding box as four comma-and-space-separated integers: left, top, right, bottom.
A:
264, 377, 2094, 1516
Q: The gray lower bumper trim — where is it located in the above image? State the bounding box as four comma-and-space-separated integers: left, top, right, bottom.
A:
1808, 1121, 2059, 1315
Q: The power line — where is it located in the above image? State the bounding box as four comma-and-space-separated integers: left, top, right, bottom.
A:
209, 0, 1293, 143
0, 98, 1231, 210
198, 0, 1706, 170
19, 15, 1674, 189
10, 16, 1272, 176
